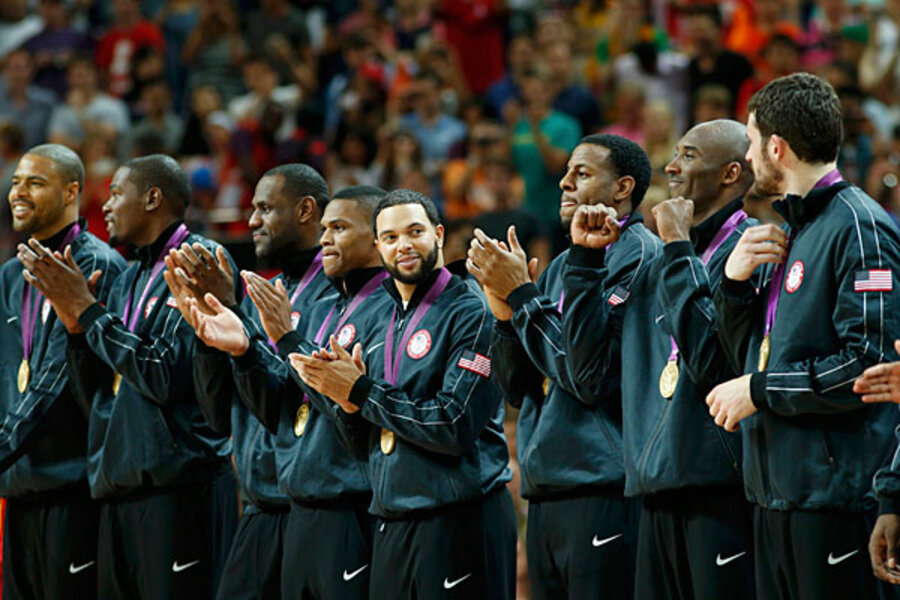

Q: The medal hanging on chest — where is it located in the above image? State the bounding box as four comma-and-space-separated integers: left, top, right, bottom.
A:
659, 358, 679, 399
17, 359, 30, 394
293, 403, 310, 437
380, 428, 396, 454
757, 335, 771, 372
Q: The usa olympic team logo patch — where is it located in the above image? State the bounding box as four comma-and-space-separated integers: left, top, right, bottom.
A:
406, 329, 432, 359
785, 260, 804, 293
41, 298, 51, 324
144, 296, 159, 318
337, 323, 356, 347
290, 311, 301, 329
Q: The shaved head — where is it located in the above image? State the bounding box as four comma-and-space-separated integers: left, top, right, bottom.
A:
688, 119, 751, 168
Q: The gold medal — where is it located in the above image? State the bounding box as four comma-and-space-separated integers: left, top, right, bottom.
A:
758, 335, 771, 372
542, 377, 550, 396
380, 428, 396, 455
112, 373, 122, 396
659, 359, 679, 399
17, 359, 30, 394
293, 404, 310, 437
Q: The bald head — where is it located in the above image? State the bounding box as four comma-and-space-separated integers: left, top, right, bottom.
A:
666, 119, 754, 220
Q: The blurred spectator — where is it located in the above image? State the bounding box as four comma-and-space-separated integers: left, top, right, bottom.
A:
323, 31, 383, 143
0, 0, 43, 60
692, 84, 733, 125
837, 85, 875, 186
509, 67, 581, 233
859, 0, 899, 123
0, 48, 55, 148
229, 55, 301, 144
326, 127, 379, 190
546, 40, 602, 134
802, 0, 855, 67
128, 78, 183, 155
245, 0, 310, 54
685, 5, 754, 119
124, 45, 167, 112
371, 127, 424, 191
394, 0, 438, 52
614, 40, 689, 135
601, 80, 646, 145
485, 33, 534, 118
80, 132, 119, 238
442, 119, 520, 219
22, 0, 93, 99
95, 0, 165, 98
866, 124, 900, 217
724, 0, 802, 65
0, 122, 24, 262
442, 218, 475, 265
48, 56, 130, 156
736, 33, 802, 121
178, 83, 220, 156
643, 100, 679, 185
438, 0, 505, 95
156, 0, 198, 112
182, 0, 245, 105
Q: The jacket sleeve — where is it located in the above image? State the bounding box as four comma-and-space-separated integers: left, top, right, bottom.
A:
346, 300, 499, 457
560, 237, 653, 404
657, 241, 741, 389
0, 251, 122, 471
751, 219, 900, 415
193, 342, 234, 435
713, 273, 765, 374
490, 320, 543, 409
66, 331, 114, 418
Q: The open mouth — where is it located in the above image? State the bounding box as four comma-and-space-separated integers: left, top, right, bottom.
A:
397, 255, 420, 269
10, 201, 33, 218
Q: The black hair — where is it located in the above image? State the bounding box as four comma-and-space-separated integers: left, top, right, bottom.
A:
372, 189, 440, 232
263, 163, 330, 215
765, 33, 800, 55
332, 185, 386, 217
747, 73, 843, 164
578, 134, 652, 209
26, 143, 85, 191
121, 154, 190, 213
685, 4, 722, 27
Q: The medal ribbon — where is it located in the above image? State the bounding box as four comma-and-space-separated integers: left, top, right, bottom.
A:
122, 224, 190, 331
668, 209, 749, 362
21, 223, 82, 359
267, 251, 324, 349
383, 268, 452, 385
313, 271, 389, 346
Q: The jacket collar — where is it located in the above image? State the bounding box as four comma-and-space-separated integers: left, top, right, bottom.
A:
135, 220, 182, 268
281, 246, 321, 281
328, 266, 386, 299
773, 181, 852, 231
691, 198, 744, 253
38, 217, 86, 250
383, 265, 450, 314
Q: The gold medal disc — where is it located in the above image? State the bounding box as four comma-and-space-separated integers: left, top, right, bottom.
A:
380, 428, 396, 455
659, 360, 679, 399
758, 335, 771, 372
542, 377, 550, 396
112, 373, 122, 396
293, 404, 310, 437
17, 359, 30, 393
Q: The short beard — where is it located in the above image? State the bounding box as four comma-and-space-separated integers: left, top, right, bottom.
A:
385, 241, 439, 284
750, 150, 785, 197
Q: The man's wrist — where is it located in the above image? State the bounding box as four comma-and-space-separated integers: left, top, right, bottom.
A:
229, 334, 250, 358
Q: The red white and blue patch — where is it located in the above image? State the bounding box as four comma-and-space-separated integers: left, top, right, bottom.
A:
337, 323, 356, 347
145, 296, 159, 318
785, 260, 804, 293
165, 296, 179, 308
608, 285, 630, 306
854, 269, 893, 292
41, 298, 51, 324
290, 311, 301, 329
406, 329, 432, 359
458, 351, 491, 378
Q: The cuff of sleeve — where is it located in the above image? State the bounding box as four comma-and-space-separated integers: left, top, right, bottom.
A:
750, 372, 768, 409
721, 274, 755, 298
879, 495, 900, 516
77, 302, 107, 331
566, 244, 607, 268
507, 282, 541, 311
196, 339, 222, 356
663, 241, 695, 263
231, 339, 261, 371
276, 330, 305, 358
495, 319, 516, 336
348, 375, 375, 409
67, 332, 89, 349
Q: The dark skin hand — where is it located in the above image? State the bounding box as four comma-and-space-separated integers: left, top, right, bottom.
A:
466, 226, 538, 301
652, 197, 694, 244
570, 204, 620, 249
242, 270, 294, 343
870, 513, 900, 584
171, 243, 236, 306
289, 336, 365, 413
17, 239, 101, 334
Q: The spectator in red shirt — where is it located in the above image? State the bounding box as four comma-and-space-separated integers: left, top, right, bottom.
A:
95, 0, 164, 98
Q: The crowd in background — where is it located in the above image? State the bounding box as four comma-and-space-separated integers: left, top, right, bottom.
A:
1, 1, 900, 595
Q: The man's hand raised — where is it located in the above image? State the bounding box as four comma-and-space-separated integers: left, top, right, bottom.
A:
653, 197, 694, 244
191, 294, 250, 356
466, 226, 537, 301
854, 340, 900, 403
289, 336, 366, 413
242, 271, 295, 343
570, 204, 620, 249
724, 224, 787, 282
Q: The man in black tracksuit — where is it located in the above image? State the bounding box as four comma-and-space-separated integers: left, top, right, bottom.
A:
186, 185, 388, 599
468, 134, 658, 599
707, 73, 900, 599
28, 155, 240, 599
561, 121, 757, 598
289, 190, 516, 600
2, 145, 125, 599
168, 164, 334, 599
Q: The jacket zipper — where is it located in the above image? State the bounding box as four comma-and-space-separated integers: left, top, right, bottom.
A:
243, 421, 265, 495
637, 402, 672, 494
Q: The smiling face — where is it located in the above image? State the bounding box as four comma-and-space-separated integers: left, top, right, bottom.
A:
375, 203, 443, 285
666, 129, 726, 205
8, 153, 73, 238
247, 175, 301, 261
319, 199, 377, 278
103, 166, 148, 246
558, 143, 619, 227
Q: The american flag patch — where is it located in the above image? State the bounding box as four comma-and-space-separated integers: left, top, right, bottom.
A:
608, 285, 630, 306
457, 351, 491, 378
854, 269, 893, 292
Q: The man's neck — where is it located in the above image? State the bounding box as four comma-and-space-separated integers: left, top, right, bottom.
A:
692, 195, 735, 225
783, 161, 838, 198
34, 217, 78, 242
396, 281, 417, 304
137, 216, 179, 248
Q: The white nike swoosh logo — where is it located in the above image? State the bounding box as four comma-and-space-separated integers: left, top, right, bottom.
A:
172, 560, 200, 573
716, 552, 747, 566
343, 564, 368, 581
443, 573, 472, 589
592, 533, 623, 547
828, 550, 859, 565
68, 561, 95, 574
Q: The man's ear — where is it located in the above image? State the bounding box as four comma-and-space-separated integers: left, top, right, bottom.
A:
721, 161, 742, 186
434, 223, 445, 249
612, 176, 635, 208
145, 186, 163, 212
63, 181, 80, 208
296, 196, 317, 225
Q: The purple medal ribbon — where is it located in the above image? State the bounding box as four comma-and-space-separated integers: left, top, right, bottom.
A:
383, 268, 452, 386
21, 223, 82, 360
314, 271, 389, 346
122, 224, 190, 331
558, 216, 630, 313
668, 209, 749, 362
266, 251, 324, 349
762, 170, 843, 338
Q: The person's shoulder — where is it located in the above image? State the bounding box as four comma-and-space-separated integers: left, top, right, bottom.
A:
547, 110, 580, 132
